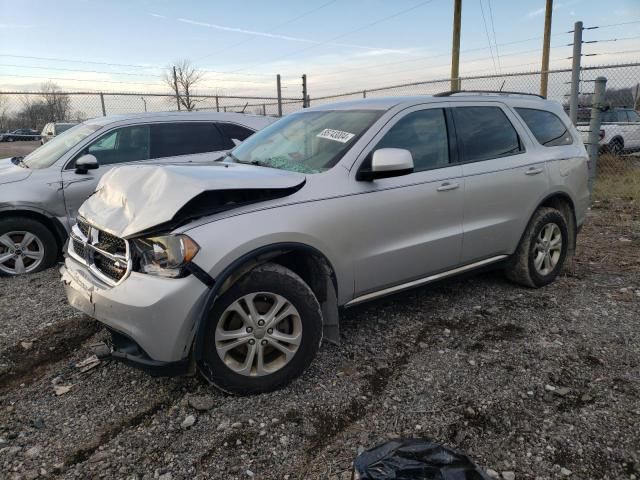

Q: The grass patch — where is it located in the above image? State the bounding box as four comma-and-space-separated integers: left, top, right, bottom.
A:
593, 154, 640, 201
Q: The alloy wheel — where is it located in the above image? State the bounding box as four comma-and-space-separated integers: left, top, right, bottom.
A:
0, 231, 45, 275
215, 292, 302, 377
533, 223, 562, 276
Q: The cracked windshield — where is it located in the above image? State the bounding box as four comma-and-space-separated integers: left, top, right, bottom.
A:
229, 109, 383, 173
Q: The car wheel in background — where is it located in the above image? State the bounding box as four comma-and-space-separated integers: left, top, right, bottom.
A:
0, 217, 58, 277
200, 262, 323, 395
609, 138, 623, 155
504, 207, 569, 288
7, 137, 14, 142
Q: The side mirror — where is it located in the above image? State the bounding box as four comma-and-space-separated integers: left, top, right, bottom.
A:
357, 148, 414, 181
75, 154, 99, 174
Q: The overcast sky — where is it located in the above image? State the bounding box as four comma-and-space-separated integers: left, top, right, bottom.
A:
1, 0, 639, 98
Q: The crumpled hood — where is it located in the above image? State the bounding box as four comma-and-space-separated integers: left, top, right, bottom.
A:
0, 157, 32, 185
79, 163, 306, 238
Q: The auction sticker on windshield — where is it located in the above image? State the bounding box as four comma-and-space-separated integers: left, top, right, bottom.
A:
317, 128, 355, 143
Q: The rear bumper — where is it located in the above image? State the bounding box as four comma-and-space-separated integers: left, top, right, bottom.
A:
61, 255, 210, 364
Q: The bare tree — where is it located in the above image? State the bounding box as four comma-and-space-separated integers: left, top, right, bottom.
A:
40, 81, 71, 122
164, 59, 205, 111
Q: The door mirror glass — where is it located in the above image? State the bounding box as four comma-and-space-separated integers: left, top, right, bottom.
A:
75, 154, 99, 174
358, 148, 414, 181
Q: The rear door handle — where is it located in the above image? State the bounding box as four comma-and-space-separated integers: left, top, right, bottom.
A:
437, 181, 460, 192
525, 167, 544, 175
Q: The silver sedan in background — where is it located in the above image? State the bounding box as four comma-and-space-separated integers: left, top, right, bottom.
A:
0, 111, 276, 276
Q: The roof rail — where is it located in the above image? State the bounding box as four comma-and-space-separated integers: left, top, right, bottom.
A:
433, 90, 546, 99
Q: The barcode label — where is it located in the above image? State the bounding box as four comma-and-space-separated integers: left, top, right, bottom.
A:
316, 128, 355, 143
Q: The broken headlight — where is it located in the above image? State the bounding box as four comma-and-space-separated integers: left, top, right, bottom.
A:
131, 234, 199, 278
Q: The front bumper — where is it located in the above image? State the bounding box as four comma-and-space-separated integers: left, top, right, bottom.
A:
61, 255, 210, 365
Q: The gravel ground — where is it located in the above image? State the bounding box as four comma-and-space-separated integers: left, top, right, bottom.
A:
0, 199, 638, 480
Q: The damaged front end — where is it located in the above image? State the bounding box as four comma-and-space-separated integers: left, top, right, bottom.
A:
61, 162, 308, 375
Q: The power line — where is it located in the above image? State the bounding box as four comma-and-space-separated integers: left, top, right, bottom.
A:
0, 63, 164, 78
1, 73, 163, 87
214, 0, 436, 77
0, 53, 278, 78
486, 0, 501, 72
311, 31, 570, 79
592, 19, 640, 29
478, 0, 498, 73
196, 0, 338, 61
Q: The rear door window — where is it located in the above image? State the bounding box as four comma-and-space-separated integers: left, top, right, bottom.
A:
453, 106, 523, 162
150, 122, 227, 159
627, 110, 640, 122
515, 108, 573, 146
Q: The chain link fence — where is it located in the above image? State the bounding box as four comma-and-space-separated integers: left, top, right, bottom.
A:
1, 62, 638, 197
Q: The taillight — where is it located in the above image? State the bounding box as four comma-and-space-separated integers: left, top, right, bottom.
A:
599, 129, 605, 140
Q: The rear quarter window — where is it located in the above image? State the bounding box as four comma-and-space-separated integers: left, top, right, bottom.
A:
217, 123, 255, 146
515, 108, 573, 147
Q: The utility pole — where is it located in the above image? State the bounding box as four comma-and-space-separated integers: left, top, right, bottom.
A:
569, 21, 583, 124
276, 74, 283, 117
302, 74, 308, 108
540, 0, 553, 97
450, 0, 462, 91
173, 66, 181, 111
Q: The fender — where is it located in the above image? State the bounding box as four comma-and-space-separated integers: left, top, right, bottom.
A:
191, 242, 339, 362
0, 205, 69, 249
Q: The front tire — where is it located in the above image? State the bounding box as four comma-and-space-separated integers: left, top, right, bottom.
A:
504, 207, 569, 288
0, 217, 58, 277
200, 263, 323, 395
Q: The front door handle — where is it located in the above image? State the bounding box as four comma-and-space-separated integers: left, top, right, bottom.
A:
437, 181, 460, 192
525, 167, 544, 175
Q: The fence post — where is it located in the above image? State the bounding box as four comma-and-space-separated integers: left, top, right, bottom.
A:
99, 93, 106, 116
215, 95, 219, 112
363, 90, 367, 98
302, 74, 308, 108
587, 76, 607, 194
569, 21, 583, 124
276, 74, 283, 117
173, 66, 181, 111
262, 104, 266, 116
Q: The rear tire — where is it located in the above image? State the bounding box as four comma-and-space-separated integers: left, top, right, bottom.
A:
0, 217, 58, 277
200, 263, 323, 395
504, 207, 569, 288
609, 138, 623, 155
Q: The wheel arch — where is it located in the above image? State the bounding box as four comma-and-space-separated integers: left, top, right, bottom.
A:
534, 192, 578, 255
192, 242, 340, 362
0, 208, 68, 253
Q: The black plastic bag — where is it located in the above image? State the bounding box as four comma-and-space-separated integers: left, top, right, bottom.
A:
353, 438, 491, 480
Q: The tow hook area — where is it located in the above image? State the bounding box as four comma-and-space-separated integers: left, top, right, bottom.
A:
92, 330, 193, 377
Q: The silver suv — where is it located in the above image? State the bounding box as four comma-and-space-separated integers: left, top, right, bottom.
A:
0, 112, 274, 276
61, 93, 590, 394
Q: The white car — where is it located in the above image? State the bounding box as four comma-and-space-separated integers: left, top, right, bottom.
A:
577, 108, 640, 154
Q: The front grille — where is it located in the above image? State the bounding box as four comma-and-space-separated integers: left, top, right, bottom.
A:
94, 253, 127, 282
72, 239, 87, 258
97, 230, 126, 255
69, 221, 130, 286
78, 218, 90, 238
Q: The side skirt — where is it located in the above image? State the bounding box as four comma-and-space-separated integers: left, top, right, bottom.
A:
345, 255, 509, 308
